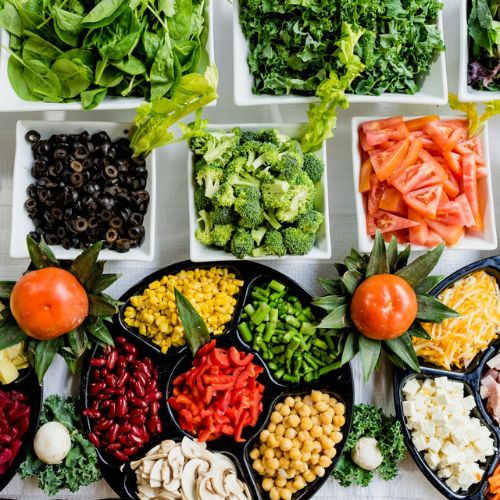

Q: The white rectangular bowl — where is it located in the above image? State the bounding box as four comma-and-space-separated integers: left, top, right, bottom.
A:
351, 116, 497, 253
188, 123, 331, 262
233, 1, 447, 106
458, 0, 500, 102
0, 0, 214, 111
11, 121, 157, 261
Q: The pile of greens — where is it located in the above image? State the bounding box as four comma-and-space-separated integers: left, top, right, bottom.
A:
239, 0, 444, 97
468, 0, 500, 91
190, 127, 325, 258
333, 404, 406, 487
0, 0, 210, 109
19, 395, 101, 496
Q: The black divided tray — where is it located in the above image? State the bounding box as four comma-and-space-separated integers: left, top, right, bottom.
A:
394, 256, 500, 500
0, 367, 43, 492
80, 260, 354, 500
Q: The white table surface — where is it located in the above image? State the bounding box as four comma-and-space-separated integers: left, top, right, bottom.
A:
1, 0, 499, 498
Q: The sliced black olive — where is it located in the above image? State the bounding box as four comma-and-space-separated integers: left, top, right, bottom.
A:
115, 239, 131, 252
43, 212, 55, 225
101, 210, 112, 222
128, 225, 145, 240
38, 189, 49, 203
104, 165, 118, 178
74, 218, 88, 232
51, 207, 63, 220
88, 216, 98, 229
61, 238, 72, 250
53, 148, 67, 160
25, 198, 37, 213
105, 228, 118, 243
56, 226, 66, 238
70, 172, 84, 187
109, 216, 123, 229
129, 212, 144, 225
82, 158, 92, 170
26, 130, 41, 143
70, 160, 83, 172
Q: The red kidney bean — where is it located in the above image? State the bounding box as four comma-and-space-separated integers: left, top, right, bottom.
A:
95, 419, 113, 432
90, 357, 106, 367
105, 374, 116, 388
128, 433, 144, 446
123, 446, 138, 456
130, 397, 147, 409
150, 401, 160, 416
131, 425, 147, 438
123, 343, 137, 355
120, 423, 131, 434
89, 382, 106, 396
92, 369, 100, 379
125, 353, 136, 363
107, 423, 119, 444
133, 381, 145, 398
0, 435, 11, 444
115, 336, 126, 345
101, 400, 111, 409
91, 400, 101, 410
83, 408, 102, 419
135, 372, 147, 387
116, 396, 128, 418
105, 443, 121, 453
116, 372, 129, 388
100, 368, 109, 378
114, 450, 128, 462
130, 414, 146, 425
95, 392, 108, 401
118, 435, 131, 446
88, 432, 101, 447
144, 357, 153, 372
147, 416, 160, 434
108, 402, 116, 419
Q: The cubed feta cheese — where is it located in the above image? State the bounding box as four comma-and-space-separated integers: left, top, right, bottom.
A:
428, 437, 442, 453
424, 451, 440, 470
412, 434, 427, 452
403, 378, 421, 396
402, 400, 417, 418
462, 395, 476, 411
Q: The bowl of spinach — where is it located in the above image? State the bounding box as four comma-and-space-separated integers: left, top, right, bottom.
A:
232, 0, 447, 106
0, 0, 214, 111
458, 0, 500, 102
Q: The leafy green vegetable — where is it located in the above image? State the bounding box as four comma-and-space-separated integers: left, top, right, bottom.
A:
19, 395, 101, 496
449, 92, 500, 137
333, 404, 406, 487
239, 0, 444, 97
130, 64, 218, 156
0, 0, 210, 108
468, 0, 500, 91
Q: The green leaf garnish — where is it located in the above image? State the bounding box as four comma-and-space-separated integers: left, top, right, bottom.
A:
395, 243, 444, 287
358, 335, 381, 382
416, 295, 460, 323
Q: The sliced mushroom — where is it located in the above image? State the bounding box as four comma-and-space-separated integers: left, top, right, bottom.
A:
197, 476, 225, 500
181, 458, 210, 500
149, 458, 164, 488
168, 446, 185, 479
224, 471, 247, 498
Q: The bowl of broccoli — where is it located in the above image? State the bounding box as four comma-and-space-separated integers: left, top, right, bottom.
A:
187, 124, 331, 261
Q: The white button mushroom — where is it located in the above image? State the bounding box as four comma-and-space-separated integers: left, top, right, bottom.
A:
34, 422, 71, 464
351, 436, 383, 471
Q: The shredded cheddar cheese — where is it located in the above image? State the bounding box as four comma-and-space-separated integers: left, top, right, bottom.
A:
413, 271, 500, 370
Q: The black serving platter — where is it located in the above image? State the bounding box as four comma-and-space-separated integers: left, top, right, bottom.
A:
394, 255, 500, 500
0, 366, 43, 492
81, 260, 354, 500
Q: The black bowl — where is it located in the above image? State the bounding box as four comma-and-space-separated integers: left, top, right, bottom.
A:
0, 367, 43, 492
81, 260, 354, 500
394, 255, 500, 500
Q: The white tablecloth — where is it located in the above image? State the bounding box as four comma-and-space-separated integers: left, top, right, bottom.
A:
1, 0, 499, 498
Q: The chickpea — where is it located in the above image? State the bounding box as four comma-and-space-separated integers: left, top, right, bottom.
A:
271, 411, 283, 424
324, 448, 337, 459
285, 396, 295, 407
314, 465, 326, 478
253, 459, 264, 474
312, 441, 322, 453
270, 487, 280, 500
333, 415, 346, 427
277, 468, 287, 479
331, 431, 343, 444
304, 470, 317, 483
294, 395, 301, 403
292, 438, 300, 449
276, 423, 286, 437
303, 395, 313, 406
315, 401, 329, 413
275, 478, 287, 488
250, 448, 260, 460
260, 430, 271, 442
289, 448, 301, 461
295, 401, 304, 411
267, 457, 280, 470
302, 440, 315, 453
321, 436, 334, 450
275, 449, 283, 459
319, 411, 333, 425
293, 475, 306, 490
286, 415, 300, 428
264, 468, 275, 477
279, 457, 290, 469
264, 448, 275, 459
291, 459, 304, 470
268, 435, 280, 448
323, 423, 334, 436
298, 430, 310, 443
310, 425, 323, 438
286, 468, 297, 479
333, 402, 345, 415
285, 428, 297, 440
300, 418, 313, 431
280, 438, 293, 452
276, 403, 284, 411
302, 451, 311, 462
311, 390, 323, 403
279, 488, 292, 500
298, 405, 311, 418
286, 481, 296, 493
262, 477, 274, 491
268, 423, 277, 433
310, 453, 320, 465
279, 405, 291, 417
319, 455, 332, 468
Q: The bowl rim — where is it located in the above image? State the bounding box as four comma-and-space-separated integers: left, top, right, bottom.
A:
187, 122, 332, 262
10, 120, 157, 261
350, 114, 498, 253
232, 0, 448, 106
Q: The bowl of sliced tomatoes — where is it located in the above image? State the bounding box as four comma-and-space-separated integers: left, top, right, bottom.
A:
352, 114, 497, 252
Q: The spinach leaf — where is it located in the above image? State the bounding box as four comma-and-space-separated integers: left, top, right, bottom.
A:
150, 28, 178, 99
167, 0, 192, 41
51, 58, 91, 98
22, 34, 61, 63
81, 0, 127, 28
113, 55, 146, 75
52, 6, 83, 47
0, 1, 23, 37
23, 58, 62, 101
81, 87, 107, 109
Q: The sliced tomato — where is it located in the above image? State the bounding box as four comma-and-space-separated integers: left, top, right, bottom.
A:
382, 230, 409, 244
379, 187, 407, 215
439, 190, 449, 205
367, 175, 387, 214
359, 128, 371, 152
462, 154, 483, 231
420, 135, 443, 154
435, 201, 466, 226
369, 139, 409, 181
403, 184, 442, 219
404, 115, 439, 132
426, 219, 465, 246
477, 165, 488, 178
454, 138, 485, 165
425, 229, 444, 247
408, 209, 428, 246
424, 121, 455, 151
362, 116, 409, 147
442, 166, 460, 198
442, 119, 468, 130
367, 210, 420, 235
391, 162, 446, 194
443, 151, 461, 176
447, 127, 467, 151
456, 193, 476, 227
359, 158, 372, 193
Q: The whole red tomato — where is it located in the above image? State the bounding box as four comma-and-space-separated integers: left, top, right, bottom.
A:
350, 274, 417, 340
10, 267, 89, 340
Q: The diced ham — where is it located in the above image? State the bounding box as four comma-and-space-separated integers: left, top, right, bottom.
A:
486, 353, 500, 370
484, 368, 499, 381
481, 384, 492, 399
487, 384, 500, 417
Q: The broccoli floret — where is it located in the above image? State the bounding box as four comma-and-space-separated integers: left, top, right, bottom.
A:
195, 210, 214, 246
226, 170, 261, 189
294, 169, 314, 187
275, 153, 301, 182
192, 132, 239, 168
257, 128, 290, 146
264, 211, 282, 230
240, 130, 260, 144
237, 140, 261, 166
261, 180, 289, 210
282, 227, 315, 255
196, 165, 224, 198
235, 197, 265, 229
252, 143, 280, 169
275, 185, 314, 223
295, 209, 324, 234
194, 185, 212, 212
253, 229, 286, 257
251, 226, 267, 245
230, 228, 255, 258
234, 185, 261, 201
213, 183, 236, 207
194, 159, 207, 175
212, 206, 235, 225
302, 153, 325, 183
212, 224, 234, 247
280, 139, 304, 168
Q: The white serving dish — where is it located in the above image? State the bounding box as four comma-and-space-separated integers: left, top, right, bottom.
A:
232, 1, 447, 106
11, 121, 157, 261
351, 116, 497, 253
0, 0, 214, 111
458, 0, 500, 102
188, 123, 331, 262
